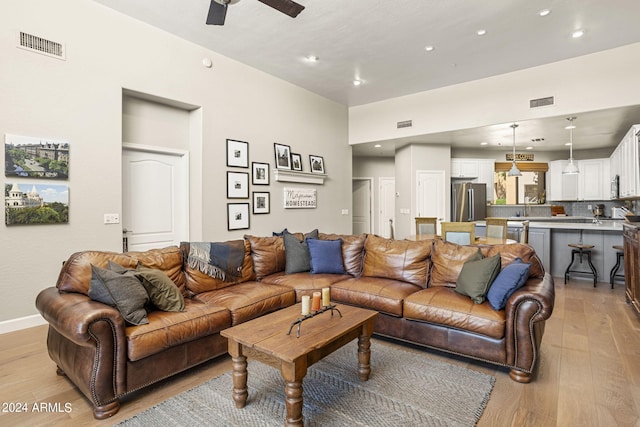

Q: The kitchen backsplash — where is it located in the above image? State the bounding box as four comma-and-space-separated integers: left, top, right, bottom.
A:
487, 200, 638, 218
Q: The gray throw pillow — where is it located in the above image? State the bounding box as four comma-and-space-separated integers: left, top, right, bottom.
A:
283, 229, 319, 274
135, 265, 185, 312
89, 264, 150, 325
455, 253, 501, 304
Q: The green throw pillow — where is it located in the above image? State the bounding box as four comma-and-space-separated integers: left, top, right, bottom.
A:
455, 253, 501, 304
135, 265, 185, 312
88, 264, 150, 325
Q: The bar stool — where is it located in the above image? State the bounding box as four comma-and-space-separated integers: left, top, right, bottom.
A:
609, 245, 624, 289
564, 242, 598, 287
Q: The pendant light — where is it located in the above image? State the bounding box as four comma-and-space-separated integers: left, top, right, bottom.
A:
563, 117, 579, 175
507, 123, 522, 177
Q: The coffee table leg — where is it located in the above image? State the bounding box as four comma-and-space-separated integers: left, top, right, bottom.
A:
228, 340, 248, 409
357, 319, 374, 381
282, 362, 306, 427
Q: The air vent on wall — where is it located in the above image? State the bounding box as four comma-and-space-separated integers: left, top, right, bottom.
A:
529, 96, 554, 108
17, 31, 66, 60
397, 120, 413, 129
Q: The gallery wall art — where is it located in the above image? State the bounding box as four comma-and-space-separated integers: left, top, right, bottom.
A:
5, 134, 69, 179
5, 182, 69, 225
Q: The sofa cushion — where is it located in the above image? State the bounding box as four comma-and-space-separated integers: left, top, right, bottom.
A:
307, 238, 346, 274
362, 235, 431, 287
455, 253, 501, 304
319, 233, 366, 276
194, 282, 296, 325
125, 246, 187, 295
245, 235, 286, 279
135, 265, 185, 312
479, 243, 544, 278
404, 287, 506, 339
430, 240, 483, 287
486, 258, 531, 310
126, 299, 231, 362
330, 276, 421, 317
181, 240, 256, 294
88, 264, 149, 326
283, 230, 319, 274
261, 271, 351, 301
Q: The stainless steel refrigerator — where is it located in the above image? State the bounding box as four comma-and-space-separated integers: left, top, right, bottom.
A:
451, 182, 486, 222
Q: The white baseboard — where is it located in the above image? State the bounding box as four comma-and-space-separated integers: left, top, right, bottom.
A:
0, 314, 47, 334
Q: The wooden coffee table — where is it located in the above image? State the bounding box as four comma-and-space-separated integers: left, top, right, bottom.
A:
221, 303, 378, 426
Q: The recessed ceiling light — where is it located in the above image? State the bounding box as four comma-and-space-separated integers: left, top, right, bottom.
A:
374, 144, 382, 148
565, 142, 572, 146
572, 29, 585, 38
425, 45, 435, 52
565, 124, 576, 130
526, 146, 533, 150
476, 29, 487, 36
353, 79, 363, 86
538, 9, 551, 17
480, 142, 488, 146
304, 55, 319, 62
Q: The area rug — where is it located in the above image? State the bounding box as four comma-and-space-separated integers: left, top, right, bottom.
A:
116, 340, 495, 427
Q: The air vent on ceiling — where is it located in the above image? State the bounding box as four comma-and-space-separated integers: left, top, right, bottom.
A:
17, 31, 66, 60
529, 96, 554, 108
397, 120, 413, 129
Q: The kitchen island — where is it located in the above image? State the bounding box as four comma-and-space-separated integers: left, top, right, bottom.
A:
476, 217, 624, 284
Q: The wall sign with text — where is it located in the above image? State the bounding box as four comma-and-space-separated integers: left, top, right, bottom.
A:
283, 187, 316, 209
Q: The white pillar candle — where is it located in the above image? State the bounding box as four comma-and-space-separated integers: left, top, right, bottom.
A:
301, 295, 311, 315
322, 287, 330, 307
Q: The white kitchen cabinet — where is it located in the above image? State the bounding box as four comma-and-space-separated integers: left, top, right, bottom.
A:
451, 159, 479, 178
547, 160, 578, 201
617, 125, 640, 198
578, 158, 610, 201
476, 159, 495, 201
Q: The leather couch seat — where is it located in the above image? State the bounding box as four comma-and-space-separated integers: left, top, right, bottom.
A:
261, 271, 351, 299
127, 300, 231, 362
330, 276, 422, 317
404, 287, 506, 339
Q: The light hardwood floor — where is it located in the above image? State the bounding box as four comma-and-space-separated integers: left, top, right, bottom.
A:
1, 277, 639, 427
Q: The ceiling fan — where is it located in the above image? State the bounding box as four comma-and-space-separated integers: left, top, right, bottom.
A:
207, 0, 305, 26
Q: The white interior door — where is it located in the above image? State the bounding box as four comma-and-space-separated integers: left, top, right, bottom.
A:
416, 170, 446, 234
122, 145, 189, 252
352, 178, 372, 234
379, 177, 395, 238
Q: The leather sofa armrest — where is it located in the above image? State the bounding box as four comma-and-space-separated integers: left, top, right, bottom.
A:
35, 287, 126, 346
503, 273, 555, 376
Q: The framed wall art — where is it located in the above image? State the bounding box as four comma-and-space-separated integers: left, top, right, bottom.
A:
227, 171, 249, 199
291, 153, 302, 171
227, 203, 250, 230
226, 139, 249, 168
5, 134, 69, 179
309, 155, 325, 174
252, 191, 270, 214
252, 162, 269, 185
274, 143, 291, 170
284, 187, 317, 209
5, 182, 69, 225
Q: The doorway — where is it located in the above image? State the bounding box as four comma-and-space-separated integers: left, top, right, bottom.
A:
379, 177, 395, 238
352, 178, 373, 234
122, 145, 189, 252
416, 170, 446, 233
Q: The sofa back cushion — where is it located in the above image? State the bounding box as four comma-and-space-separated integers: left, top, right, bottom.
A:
479, 243, 545, 278
57, 246, 186, 296
362, 235, 431, 287
430, 240, 483, 287
245, 235, 286, 279
181, 240, 255, 294
318, 233, 366, 276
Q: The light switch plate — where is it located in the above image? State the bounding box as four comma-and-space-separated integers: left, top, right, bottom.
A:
104, 213, 120, 224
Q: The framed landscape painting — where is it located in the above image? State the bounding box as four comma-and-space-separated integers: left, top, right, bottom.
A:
5, 182, 69, 225
5, 134, 69, 179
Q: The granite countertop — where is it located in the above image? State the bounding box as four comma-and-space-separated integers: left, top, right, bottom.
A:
476, 217, 624, 231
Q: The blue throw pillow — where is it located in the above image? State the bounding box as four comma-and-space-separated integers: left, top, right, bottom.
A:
306, 238, 346, 275
486, 258, 531, 310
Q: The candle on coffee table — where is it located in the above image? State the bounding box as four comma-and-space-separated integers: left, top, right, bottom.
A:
322, 287, 330, 307
311, 292, 321, 311
301, 295, 311, 315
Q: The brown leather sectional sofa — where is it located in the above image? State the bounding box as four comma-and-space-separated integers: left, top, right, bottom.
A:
35, 232, 554, 419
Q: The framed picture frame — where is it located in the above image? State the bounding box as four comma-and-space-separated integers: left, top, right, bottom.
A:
252, 191, 270, 214
251, 162, 269, 185
291, 153, 302, 171
274, 143, 291, 170
309, 155, 325, 174
227, 171, 249, 199
227, 203, 250, 230
226, 139, 249, 168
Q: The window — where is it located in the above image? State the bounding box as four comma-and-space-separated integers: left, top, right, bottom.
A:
494, 162, 548, 205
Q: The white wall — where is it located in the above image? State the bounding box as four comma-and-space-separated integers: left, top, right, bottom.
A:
0, 0, 349, 324
349, 42, 640, 146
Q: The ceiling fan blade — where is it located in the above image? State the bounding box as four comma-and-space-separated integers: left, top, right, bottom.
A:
257, 0, 305, 18
206, 0, 228, 25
